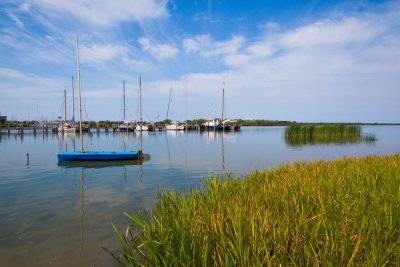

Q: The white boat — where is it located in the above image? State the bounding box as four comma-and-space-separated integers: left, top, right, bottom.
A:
136, 124, 148, 131
58, 122, 77, 133
166, 122, 185, 130
58, 88, 77, 133
201, 80, 240, 131
116, 81, 135, 132
164, 87, 185, 131
135, 76, 149, 132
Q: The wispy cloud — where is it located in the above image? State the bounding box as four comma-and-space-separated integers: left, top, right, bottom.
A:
0, 68, 61, 96
6, 11, 24, 29
183, 34, 245, 58
138, 37, 178, 60
27, 0, 169, 26
80, 43, 129, 65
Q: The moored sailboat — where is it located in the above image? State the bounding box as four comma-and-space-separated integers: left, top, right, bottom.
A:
57, 36, 142, 161
201, 80, 240, 131
135, 76, 150, 131
117, 80, 135, 132
58, 87, 77, 133
165, 87, 185, 130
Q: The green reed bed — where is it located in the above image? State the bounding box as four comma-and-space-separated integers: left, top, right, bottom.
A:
285, 124, 376, 146
110, 155, 400, 266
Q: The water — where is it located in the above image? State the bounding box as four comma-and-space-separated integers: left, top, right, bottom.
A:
0, 126, 399, 266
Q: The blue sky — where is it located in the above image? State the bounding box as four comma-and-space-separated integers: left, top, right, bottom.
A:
0, 0, 399, 122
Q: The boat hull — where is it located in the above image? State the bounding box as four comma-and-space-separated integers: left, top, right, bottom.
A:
57, 151, 140, 161
200, 124, 231, 131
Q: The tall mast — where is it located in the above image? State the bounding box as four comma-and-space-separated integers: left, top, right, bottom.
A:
139, 76, 142, 127
72, 76, 75, 122
166, 87, 172, 121
185, 76, 188, 130
76, 35, 84, 152
138, 76, 143, 151
63, 88, 67, 123
123, 80, 126, 121
221, 79, 225, 128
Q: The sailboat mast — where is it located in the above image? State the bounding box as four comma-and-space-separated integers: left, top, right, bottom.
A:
123, 80, 126, 122
64, 88, 67, 123
185, 76, 188, 130
72, 76, 75, 122
166, 87, 172, 121
139, 76, 142, 127
138, 76, 143, 151
221, 79, 225, 128
76, 35, 84, 152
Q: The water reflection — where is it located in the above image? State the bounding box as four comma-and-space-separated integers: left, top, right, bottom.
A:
57, 156, 150, 169
79, 169, 85, 267
57, 157, 152, 266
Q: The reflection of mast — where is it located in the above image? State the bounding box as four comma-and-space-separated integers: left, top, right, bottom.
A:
184, 126, 188, 191
165, 132, 172, 167
221, 132, 225, 173
79, 168, 85, 266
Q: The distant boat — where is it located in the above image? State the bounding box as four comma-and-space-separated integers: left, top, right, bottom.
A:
201, 80, 240, 131
58, 122, 77, 133
200, 119, 231, 131
58, 88, 77, 133
166, 122, 185, 130
165, 87, 185, 130
136, 76, 150, 132
117, 81, 135, 132
57, 36, 142, 161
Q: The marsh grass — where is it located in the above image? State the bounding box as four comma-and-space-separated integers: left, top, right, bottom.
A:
110, 155, 400, 266
285, 124, 376, 146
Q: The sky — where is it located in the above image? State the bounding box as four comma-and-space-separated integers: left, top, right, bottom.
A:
0, 0, 399, 123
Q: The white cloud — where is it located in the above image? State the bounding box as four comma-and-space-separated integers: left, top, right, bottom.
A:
80, 44, 129, 65
0, 68, 60, 96
138, 37, 178, 60
183, 34, 245, 58
280, 17, 383, 49
7, 12, 24, 29
19, 3, 30, 12
27, 0, 168, 26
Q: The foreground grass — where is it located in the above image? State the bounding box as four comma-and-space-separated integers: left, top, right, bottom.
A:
110, 155, 400, 266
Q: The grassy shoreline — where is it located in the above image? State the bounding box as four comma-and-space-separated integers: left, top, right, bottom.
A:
111, 155, 400, 266
284, 125, 377, 146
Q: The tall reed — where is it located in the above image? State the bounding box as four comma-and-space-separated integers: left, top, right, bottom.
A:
110, 155, 400, 266
285, 124, 376, 146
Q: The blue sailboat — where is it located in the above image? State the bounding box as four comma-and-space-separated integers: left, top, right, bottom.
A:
57, 36, 142, 161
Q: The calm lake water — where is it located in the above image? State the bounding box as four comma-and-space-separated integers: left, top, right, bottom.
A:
0, 126, 399, 266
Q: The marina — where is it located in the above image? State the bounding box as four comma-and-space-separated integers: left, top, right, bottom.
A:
0, 125, 399, 266
0, 0, 399, 265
